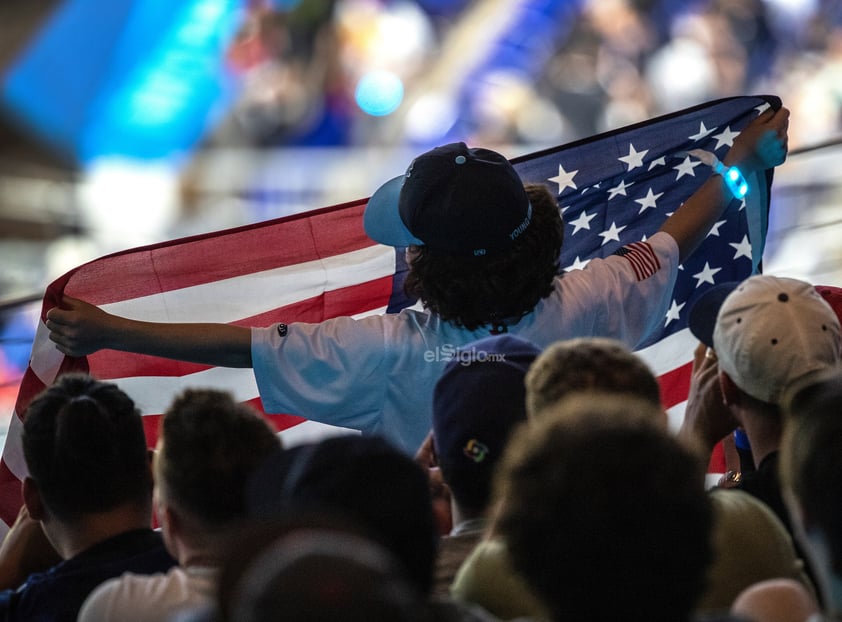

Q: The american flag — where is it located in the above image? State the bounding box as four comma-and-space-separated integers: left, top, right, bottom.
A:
0, 95, 778, 532
512, 94, 777, 430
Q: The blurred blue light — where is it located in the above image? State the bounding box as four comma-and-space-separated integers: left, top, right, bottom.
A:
355, 71, 404, 117
270, 0, 303, 9
2, 0, 244, 166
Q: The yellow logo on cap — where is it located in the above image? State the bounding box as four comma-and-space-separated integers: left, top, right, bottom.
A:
464, 439, 489, 463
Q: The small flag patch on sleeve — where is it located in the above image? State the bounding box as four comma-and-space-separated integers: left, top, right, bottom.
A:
614, 241, 661, 281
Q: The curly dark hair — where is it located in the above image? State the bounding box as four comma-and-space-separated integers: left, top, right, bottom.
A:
403, 183, 563, 331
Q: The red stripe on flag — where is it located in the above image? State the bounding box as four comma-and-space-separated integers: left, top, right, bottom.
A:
0, 461, 22, 524
657, 361, 727, 473
13, 369, 50, 420
139, 399, 304, 451
64, 201, 370, 304
657, 360, 693, 410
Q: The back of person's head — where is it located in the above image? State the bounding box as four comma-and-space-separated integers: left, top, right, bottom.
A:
364, 143, 564, 331
157, 388, 280, 530
712, 275, 842, 406
781, 372, 842, 577
432, 334, 540, 515
524, 337, 662, 418
698, 489, 809, 613
731, 578, 819, 622
229, 529, 426, 622
496, 393, 712, 622
248, 434, 437, 595
402, 183, 563, 331
22, 373, 150, 522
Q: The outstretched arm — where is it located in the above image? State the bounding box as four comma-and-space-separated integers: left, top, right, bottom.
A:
46, 296, 253, 367
659, 106, 789, 263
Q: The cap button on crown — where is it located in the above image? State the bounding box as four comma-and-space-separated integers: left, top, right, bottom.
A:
455, 155, 466, 164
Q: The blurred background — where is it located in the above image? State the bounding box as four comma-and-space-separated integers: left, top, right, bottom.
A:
2, 0, 842, 445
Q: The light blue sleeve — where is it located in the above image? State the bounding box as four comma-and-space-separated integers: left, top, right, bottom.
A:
251, 315, 389, 435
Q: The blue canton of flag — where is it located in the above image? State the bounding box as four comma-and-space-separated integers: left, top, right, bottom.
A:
513, 95, 777, 345
511, 95, 780, 426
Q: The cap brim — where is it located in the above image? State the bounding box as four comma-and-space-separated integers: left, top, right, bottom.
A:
688, 281, 741, 348
363, 175, 424, 248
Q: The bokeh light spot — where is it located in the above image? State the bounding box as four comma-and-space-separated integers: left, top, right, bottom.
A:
355, 71, 404, 117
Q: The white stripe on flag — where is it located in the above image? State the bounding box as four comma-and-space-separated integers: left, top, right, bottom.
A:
278, 419, 360, 448
30, 320, 68, 388
101, 245, 396, 322
635, 327, 696, 376
3, 415, 27, 482
115, 367, 260, 416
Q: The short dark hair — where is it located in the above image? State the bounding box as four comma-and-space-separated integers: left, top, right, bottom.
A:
403, 184, 563, 331
158, 388, 280, 529
274, 435, 437, 595
496, 394, 713, 622
22, 373, 151, 522
525, 337, 662, 417
782, 373, 842, 576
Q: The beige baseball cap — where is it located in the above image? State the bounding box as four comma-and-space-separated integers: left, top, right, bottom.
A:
713, 275, 842, 404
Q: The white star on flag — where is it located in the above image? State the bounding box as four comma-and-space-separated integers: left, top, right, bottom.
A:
580, 182, 602, 195
635, 188, 663, 214
712, 126, 739, 149
706, 220, 727, 237
565, 256, 591, 271
648, 156, 666, 170
619, 143, 648, 171
665, 299, 686, 326
549, 164, 578, 193
598, 221, 627, 245
689, 121, 714, 141
730, 235, 753, 260
607, 179, 634, 200
693, 262, 722, 287
674, 156, 702, 180
568, 210, 597, 235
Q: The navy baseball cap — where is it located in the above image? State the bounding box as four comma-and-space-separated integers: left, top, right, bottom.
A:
688, 281, 741, 348
363, 142, 533, 257
432, 335, 540, 474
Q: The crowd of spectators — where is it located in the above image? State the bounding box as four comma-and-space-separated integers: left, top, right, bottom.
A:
1, 3, 842, 620
4, 0, 842, 423
4, 90, 799, 619
4, 270, 842, 621
218, 0, 842, 151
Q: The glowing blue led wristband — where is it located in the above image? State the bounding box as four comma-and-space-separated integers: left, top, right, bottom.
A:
713, 160, 748, 199
687, 149, 748, 200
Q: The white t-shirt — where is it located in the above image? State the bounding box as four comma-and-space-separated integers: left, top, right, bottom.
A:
252, 232, 679, 453
78, 565, 217, 622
